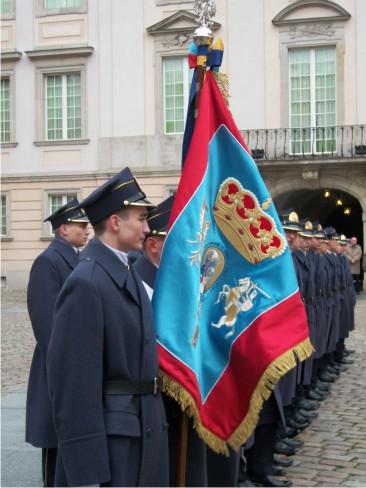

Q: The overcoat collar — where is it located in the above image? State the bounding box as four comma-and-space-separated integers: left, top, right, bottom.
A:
52, 237, 78, 269
81, 238, 140, 305
293, 248, 306, 264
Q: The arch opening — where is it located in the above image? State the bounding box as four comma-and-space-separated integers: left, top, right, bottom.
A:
274, 189, 363, 248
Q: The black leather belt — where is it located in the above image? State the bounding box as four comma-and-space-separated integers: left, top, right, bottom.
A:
103, 378, 161, 396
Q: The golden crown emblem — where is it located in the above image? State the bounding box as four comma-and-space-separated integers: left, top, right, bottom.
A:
213, 178, 286, 264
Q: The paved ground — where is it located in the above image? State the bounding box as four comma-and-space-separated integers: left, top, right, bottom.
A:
1, 290, 366, 487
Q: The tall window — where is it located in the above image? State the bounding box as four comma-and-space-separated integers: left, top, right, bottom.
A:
45, 73, 81, 140
44, 0, 81, 9
289, 47, 336, 154
1, 195, 8, 236
1, 78, 11, 143
163, 56, 191, 134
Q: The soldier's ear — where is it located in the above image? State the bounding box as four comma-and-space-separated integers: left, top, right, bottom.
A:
108, 214, 122, 232
58, 223, 69, 238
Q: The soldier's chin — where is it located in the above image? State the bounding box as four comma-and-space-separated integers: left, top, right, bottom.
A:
132, 240, 144, 251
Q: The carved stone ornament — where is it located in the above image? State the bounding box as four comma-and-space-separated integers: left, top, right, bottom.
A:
302, 171, 319, 180
289, 22, 335, 39
161, 32, 191, 48
194, 0, 216, 28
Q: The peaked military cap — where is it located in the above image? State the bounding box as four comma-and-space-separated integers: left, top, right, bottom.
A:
147, 195, 175, 237
279, 208, 302, 232
79, 167, 154, 225
338, 234, 348, 245
323, 226, 337, 240
298, 219, 313, 238
312, 221, 325, 239
44, 198, 89, 231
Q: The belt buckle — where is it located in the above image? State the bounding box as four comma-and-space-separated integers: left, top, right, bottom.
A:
153, 377, 160, 396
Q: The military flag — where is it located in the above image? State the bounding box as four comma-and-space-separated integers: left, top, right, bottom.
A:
153, 51, 313, 455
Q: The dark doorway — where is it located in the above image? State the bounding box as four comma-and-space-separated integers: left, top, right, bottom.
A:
274, 189, 363, 249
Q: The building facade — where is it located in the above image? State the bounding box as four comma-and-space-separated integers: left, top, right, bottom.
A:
1, 0, 366, 288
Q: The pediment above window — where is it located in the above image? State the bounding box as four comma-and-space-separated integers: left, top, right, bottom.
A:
272, 0, 350, 26
146, 9, 220, 35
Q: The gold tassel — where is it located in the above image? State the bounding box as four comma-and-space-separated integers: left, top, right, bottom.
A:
161, 337, 314, 456
212, 72, 230, 106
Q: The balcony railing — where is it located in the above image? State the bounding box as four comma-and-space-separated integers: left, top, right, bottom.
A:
240, 125, 366, 161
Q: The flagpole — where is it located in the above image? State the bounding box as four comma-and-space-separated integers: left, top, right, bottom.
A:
176, 2, 216, 486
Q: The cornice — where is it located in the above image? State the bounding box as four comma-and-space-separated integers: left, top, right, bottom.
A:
272, 0, 351, 26
147, 9, 220, 35
1, 51, 22, 62
25, 46, 94, 60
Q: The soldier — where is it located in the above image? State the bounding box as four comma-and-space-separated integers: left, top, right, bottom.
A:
46, 168, 169, 487
25, 199, 89, 487
318, 227, 344, 382
308, 224, 333, 393
277, 211, 318, 431
135, 195, 208, 487
335, 235, 356, 366
294, 220, 317, 402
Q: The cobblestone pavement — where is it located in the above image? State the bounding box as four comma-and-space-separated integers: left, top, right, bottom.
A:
283, 294, 366, 487
1, 290, 35, 394
1, 290, 366, 486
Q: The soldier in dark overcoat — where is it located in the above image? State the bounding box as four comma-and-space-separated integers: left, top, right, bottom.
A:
335, 235, 356, 364
46, 168, 169, 487
277, 211, 302, 413
308, 225, 329, 381
135, 195, 208, 488
25, 199, 89, 487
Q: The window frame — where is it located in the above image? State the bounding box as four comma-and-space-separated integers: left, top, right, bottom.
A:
45, 72, 82, 141
288, 45, 337, 155
35, 0, 87, 17
162, 55, 191, 135
0, 192, 11, 240
0, 70, 16, 146
279, 33, 345, 137
35, 64, 87, 145
42, 189, 80, 238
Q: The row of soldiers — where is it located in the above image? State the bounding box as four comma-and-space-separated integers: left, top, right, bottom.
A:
228, 211, 357, 488
25, 165, 357, 487
240, 210, 357, 487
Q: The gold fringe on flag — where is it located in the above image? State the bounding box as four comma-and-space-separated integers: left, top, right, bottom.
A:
161, 337, 314, 456
212, 72, 230, 106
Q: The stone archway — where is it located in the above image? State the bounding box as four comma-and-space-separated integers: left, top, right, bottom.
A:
267, 174, 366, 249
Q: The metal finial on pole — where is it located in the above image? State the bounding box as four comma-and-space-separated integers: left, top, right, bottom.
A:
194, 0, 216, 46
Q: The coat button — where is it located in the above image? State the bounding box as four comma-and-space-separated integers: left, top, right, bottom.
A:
146, 427, 152, 437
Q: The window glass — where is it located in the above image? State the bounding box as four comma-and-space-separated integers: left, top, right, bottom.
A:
44, 0, 81, 9
289, 47, 336, 154
0, 78, 11, 143
1, 195, 7, 236
48, 194, 77, 234
163, 57, 191, 134
46, 73, 81, 140
0, 0, 12, 15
